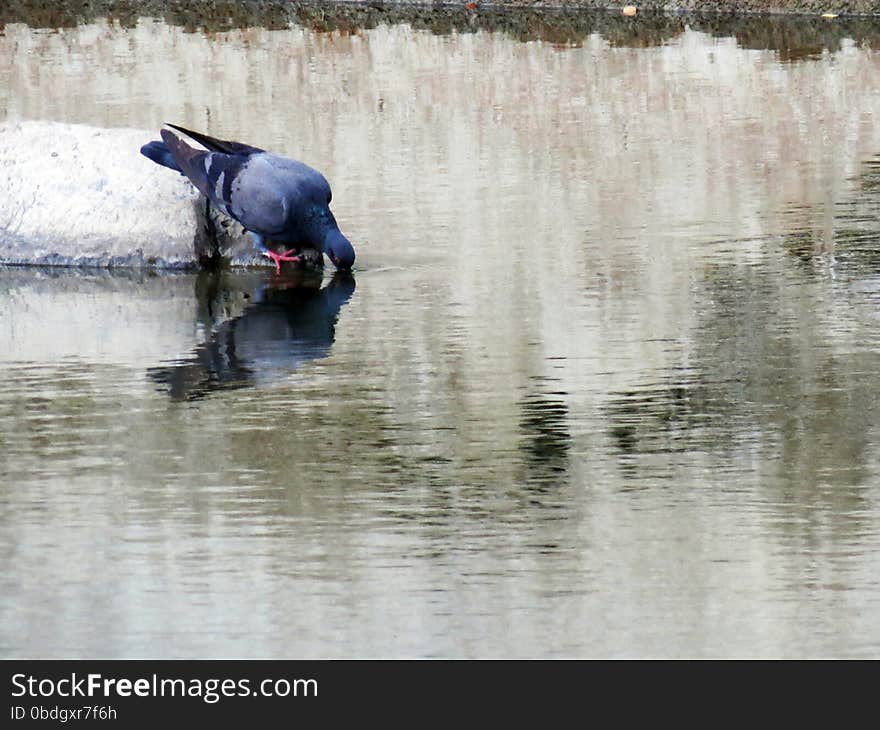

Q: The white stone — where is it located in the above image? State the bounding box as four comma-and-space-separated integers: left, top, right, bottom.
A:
0, 120, 266, 268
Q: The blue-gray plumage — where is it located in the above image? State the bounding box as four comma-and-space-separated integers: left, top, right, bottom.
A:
140, 124, 355, 271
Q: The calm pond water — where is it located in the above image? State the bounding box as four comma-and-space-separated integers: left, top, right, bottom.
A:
2, 6, 880, 658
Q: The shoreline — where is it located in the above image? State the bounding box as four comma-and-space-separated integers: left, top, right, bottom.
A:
3, 3, 880, 54
1, 0, 879, 30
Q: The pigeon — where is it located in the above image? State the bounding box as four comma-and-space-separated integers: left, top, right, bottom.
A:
140, 124, 355, 272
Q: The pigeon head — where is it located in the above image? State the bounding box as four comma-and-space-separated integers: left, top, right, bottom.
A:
323, 229, 356, 270
304, 203, 355, 270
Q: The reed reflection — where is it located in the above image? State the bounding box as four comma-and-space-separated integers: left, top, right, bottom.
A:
781, 154, 880, 275
517, 385, 572, 488
150, 270, 355, 400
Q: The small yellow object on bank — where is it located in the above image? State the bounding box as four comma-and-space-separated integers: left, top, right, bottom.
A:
623, 5, 637, 15
821, 11, 838, 18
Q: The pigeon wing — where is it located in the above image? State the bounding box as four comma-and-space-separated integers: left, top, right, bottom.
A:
165, 123, 266, 155
222, 156, 290, 236
160, 130, 289, 236
159, 129, 227, 201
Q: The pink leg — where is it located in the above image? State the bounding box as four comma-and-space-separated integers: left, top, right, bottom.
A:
262, 248, 302, 274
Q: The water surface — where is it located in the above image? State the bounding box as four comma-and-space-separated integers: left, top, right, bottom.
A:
2, 9, 880, 657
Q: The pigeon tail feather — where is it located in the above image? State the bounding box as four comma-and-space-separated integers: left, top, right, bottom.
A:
140, 141, 182, 173
159, 129, 216, 201
165, 123, 265, 156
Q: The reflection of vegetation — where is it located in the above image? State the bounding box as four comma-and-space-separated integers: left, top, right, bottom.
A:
606, 379, 715, 457
4, 0, 880, 57
605, 158, 880, 500
613, 145, 880, 497
604, 252, 879, 508
855, 156, 880, 195
688, 13, 872, 60
832, 155, 880, 275
780, 155, 880, 274
517, 382, 571, 486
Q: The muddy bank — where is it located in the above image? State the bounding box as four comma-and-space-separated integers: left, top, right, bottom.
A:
2, 3, 880, 60
2, 0, 880, 38
2, 3, 879, 62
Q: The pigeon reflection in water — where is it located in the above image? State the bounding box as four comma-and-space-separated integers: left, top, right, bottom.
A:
150, 271, 355, 400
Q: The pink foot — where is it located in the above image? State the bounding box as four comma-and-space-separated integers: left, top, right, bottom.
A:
262, 248, 301, 274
